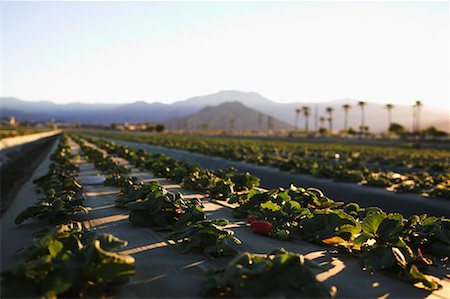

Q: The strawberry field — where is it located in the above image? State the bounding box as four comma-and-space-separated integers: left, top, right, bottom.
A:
1, 133, 449, 298
83, 132, 450, 200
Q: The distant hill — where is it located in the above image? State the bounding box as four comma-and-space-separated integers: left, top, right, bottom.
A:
176, 90, 274, 109
1, 91, 448, 132
164, 101, 294, 131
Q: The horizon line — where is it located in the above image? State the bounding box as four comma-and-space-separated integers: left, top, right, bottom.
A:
1, 90, 448, 110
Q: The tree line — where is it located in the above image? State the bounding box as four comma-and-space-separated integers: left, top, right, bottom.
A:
293, 100, 446, 137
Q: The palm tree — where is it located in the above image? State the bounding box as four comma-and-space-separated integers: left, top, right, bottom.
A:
295, 108, 301, 130
229, 118, 235, 132
414, 100, 423, 133
258, 112, 263, 132
302, 106, 311, 132
267, 116, 274, 131
342, 104, 351, 130
357, 101, 367, 134
385, 103, 394, 130
319, 116, 325, 127
326, 107, 334, 132
327, 117, 332, 132
314, 104, 319, 131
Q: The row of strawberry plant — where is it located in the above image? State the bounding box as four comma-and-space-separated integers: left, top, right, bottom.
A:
1, 222, 135, 298
75, 135, 261, 257
15, 134, 88, 225
231, 186, 448, 290
87, 132, 450, 171
82, 135, 260, 197
75, 135, 338, 297
87, 132, 450, 199
85, 135, 448, 292
113, 176, 337, 297
72, 136, 244, 257
5, 135, 136, 298
71, 135, 138, 188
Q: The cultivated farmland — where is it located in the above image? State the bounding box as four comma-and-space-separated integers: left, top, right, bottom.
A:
1, 131, 448, 298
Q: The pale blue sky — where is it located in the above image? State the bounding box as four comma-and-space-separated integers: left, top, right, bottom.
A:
2, 1, 449, 109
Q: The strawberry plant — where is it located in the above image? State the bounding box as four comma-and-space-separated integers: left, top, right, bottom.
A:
115, 180, 160, 208
216, 167, 260, 191
104, 173, 140, 187
402, 215, 450, 260
299, 209, 361, 244
127, 187, 205, 230
88, 132, 450, 199
76, 134, 448, 291
15, 135, 88, 225
168, 219, 241, 257
1, 223, 135, 298
202, 248, 336, 298
355, 210, 441, 290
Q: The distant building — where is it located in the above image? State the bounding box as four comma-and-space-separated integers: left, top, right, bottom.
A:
9, 116, 17, 127
1, 116, 18, 127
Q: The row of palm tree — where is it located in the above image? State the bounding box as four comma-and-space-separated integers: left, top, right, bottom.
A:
295, 107, 312, 131
294, 100, 423, 133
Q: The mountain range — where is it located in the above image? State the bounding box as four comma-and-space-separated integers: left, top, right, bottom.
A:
1, 90, 448, 132
166, 101, 294, 131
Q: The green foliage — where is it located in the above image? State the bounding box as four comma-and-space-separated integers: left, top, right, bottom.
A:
115, 180, 160, 208
181, 168, 218, 190
202, 248, 336, 298
299, 210, 360, 244
402, 215, 450, 260
355, 210, 442, 290
15, 135, 88, 225
421, 126, 448, 138
127, 187, 205, 229
1, 223, 135, 298
168, 219, 241, 257
389, 123, 407, 135
104, 173, 140, 187
87, 131, 450, 199
77, 134, 448, 291
208, 179, 235, 201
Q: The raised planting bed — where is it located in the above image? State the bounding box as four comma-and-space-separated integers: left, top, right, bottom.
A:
98, 136, 450, 217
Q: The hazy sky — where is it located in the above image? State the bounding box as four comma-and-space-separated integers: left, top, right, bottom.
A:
1, 1, 449, 109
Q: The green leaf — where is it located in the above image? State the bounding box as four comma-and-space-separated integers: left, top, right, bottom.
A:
409, 265, 441, 291
362, 211, 386, 238
260, 201, 281, 212
15, 205, 46, 225
203, 249, 336, 298
95, 234, 128, 251
211, 219, 229, 226
48, 240, 63, 257
377, 214, 404, 243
